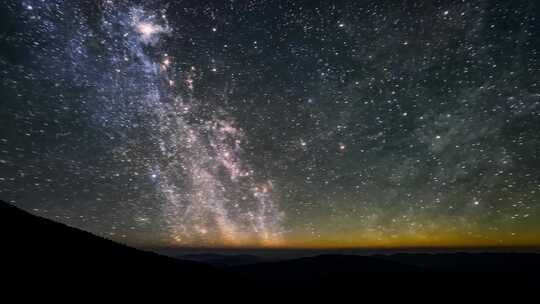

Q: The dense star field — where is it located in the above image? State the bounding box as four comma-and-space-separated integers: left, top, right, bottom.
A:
1, 0, 539, 248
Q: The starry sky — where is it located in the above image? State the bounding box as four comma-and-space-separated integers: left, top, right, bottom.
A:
1, 0, 540, 249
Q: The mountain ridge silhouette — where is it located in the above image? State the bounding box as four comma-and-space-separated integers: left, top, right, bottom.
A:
2, 199, 538, 299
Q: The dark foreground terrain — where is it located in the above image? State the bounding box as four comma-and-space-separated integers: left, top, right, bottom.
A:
2, 200, 538, 299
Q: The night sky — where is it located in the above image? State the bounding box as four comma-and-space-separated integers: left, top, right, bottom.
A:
1, 0, 540, 249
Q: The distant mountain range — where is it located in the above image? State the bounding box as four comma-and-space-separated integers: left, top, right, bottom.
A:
2, 199, 538, 298
176, 253, 267, 266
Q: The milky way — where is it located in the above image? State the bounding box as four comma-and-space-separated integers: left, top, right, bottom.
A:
1, 0, 540, 248
124, 5, 283, 246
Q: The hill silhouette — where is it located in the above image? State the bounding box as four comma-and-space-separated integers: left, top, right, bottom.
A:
1, 200, 227, 297
2, 200, 538, 299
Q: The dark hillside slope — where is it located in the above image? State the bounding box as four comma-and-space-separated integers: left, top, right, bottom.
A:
0, 200, 220, 292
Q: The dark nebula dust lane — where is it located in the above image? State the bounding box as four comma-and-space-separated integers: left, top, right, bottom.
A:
1, 0, 539, 248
